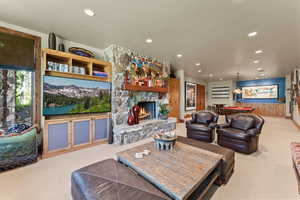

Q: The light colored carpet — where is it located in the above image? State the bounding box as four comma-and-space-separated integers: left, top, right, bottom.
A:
0, 117, 299, 200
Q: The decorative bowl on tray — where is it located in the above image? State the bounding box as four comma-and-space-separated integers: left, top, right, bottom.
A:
153, 132, 177, 151
69, 47, 95, 58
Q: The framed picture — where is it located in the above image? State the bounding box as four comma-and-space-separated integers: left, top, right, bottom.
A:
185, 82, 197, 110
241, 85, 278, 99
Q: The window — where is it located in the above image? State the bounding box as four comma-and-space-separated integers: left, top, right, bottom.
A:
211, 86, 230, 99
0, 69, 33, 130
0, 27, 41, 131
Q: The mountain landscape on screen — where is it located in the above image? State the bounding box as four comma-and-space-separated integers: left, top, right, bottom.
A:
43, 76, 111, 115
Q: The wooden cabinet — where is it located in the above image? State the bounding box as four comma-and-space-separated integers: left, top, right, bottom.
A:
72, 118, 92, 147
169, 78, 180, 120
93, 116, 110, 143
45, 119, 71, 153
197, 84, 206, 111
43, 115, 109, 158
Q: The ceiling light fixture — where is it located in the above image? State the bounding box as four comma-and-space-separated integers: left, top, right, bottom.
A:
198, 69, 202, 73
177, 54, 182, 58
145, 38, 152, 43
253, 60, 260, 64
195, 63, 201, 66
256, 67, 263, 71
255, 50, 263, 54
209, 74, 213, 77
84, 9, 95, 16
248, 32, 257, 37
219, 78, 223, 81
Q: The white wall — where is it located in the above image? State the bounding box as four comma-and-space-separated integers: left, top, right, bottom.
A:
207, 80, 235, 106
0, 20, 105, 59
176, 69, 185, 120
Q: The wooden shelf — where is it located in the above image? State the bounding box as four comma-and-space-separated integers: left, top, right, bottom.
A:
45, 70, 109, 82
124, 83, 168, 93
42, 48, 112, 82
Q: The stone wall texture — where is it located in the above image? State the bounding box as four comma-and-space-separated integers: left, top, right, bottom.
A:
103, 45, 174, 144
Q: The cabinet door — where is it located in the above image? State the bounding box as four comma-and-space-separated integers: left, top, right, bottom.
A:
72, 119, 91, 147
45, 120, 70, 153
93, 117, 109, 142
168, 78, 180, 119
197, 84, 206, 111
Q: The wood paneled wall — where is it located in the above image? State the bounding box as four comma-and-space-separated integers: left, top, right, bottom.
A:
168, 78, 180, 120
235, 102, 286, 117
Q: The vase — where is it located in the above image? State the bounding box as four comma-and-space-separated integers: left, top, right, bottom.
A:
127, 110, 135, 126
132, 105, 140, 124
48, 32, 56, 50
159, 113, 168, 120
58, 43, 65, 52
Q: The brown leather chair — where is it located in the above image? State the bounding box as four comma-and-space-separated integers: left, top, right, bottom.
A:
216, 113, 264, 154
186, 111, 219, 143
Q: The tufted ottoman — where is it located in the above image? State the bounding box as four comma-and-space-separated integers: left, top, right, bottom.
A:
71, 159, 171, 200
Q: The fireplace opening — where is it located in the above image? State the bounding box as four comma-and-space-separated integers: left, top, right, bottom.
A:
137, 101, 156, 121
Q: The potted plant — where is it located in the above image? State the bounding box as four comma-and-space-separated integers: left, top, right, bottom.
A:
159, 103, 171, 120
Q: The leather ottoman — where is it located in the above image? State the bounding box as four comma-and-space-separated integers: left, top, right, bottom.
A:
71, 159, 171, 200
177, 136, 234, 185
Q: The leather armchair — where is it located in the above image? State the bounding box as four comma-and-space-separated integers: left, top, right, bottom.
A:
216, 113, 264, 154
186, 111, 219, 143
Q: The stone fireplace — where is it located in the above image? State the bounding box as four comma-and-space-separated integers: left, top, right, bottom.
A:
138, 101, 156, 121
103, 45, 176, 145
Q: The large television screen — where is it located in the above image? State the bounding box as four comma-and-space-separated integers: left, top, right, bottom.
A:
241, 85, 278, 99
43, 76, 111, 116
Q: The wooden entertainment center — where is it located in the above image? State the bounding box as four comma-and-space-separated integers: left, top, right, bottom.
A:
41, 49, 112, 158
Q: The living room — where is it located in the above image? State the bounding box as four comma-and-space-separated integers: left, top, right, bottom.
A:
1, 1, 300, 200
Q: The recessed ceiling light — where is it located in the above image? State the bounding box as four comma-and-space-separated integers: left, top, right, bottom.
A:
84, 9, 95, 16
195, 63, 201, 66
255, 50, 263, 54
256, 67, 263, 71
248, 32, 257, 37
219, 78, 223, 81
145, 38, 152, 43
209, 74, 213, 77
198, 69, 202, 73
177, 54, 182, 58
253, 60, 260, 64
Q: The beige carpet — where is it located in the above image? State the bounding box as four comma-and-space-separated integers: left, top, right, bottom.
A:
0, 117, 299, 200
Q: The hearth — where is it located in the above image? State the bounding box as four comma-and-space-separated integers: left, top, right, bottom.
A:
137, 101, 156, 121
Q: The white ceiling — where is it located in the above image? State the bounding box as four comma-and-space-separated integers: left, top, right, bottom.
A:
0, 0, 299, 81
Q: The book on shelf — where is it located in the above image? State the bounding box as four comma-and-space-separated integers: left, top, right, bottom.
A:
93, 71, 108, 77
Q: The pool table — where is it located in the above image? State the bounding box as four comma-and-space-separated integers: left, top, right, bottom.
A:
221, 106, 255, 115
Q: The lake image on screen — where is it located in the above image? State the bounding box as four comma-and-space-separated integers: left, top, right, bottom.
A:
43, 76, 111, 116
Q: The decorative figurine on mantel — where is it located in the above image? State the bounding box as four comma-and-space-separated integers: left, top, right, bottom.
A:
153, 130, 177, 150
